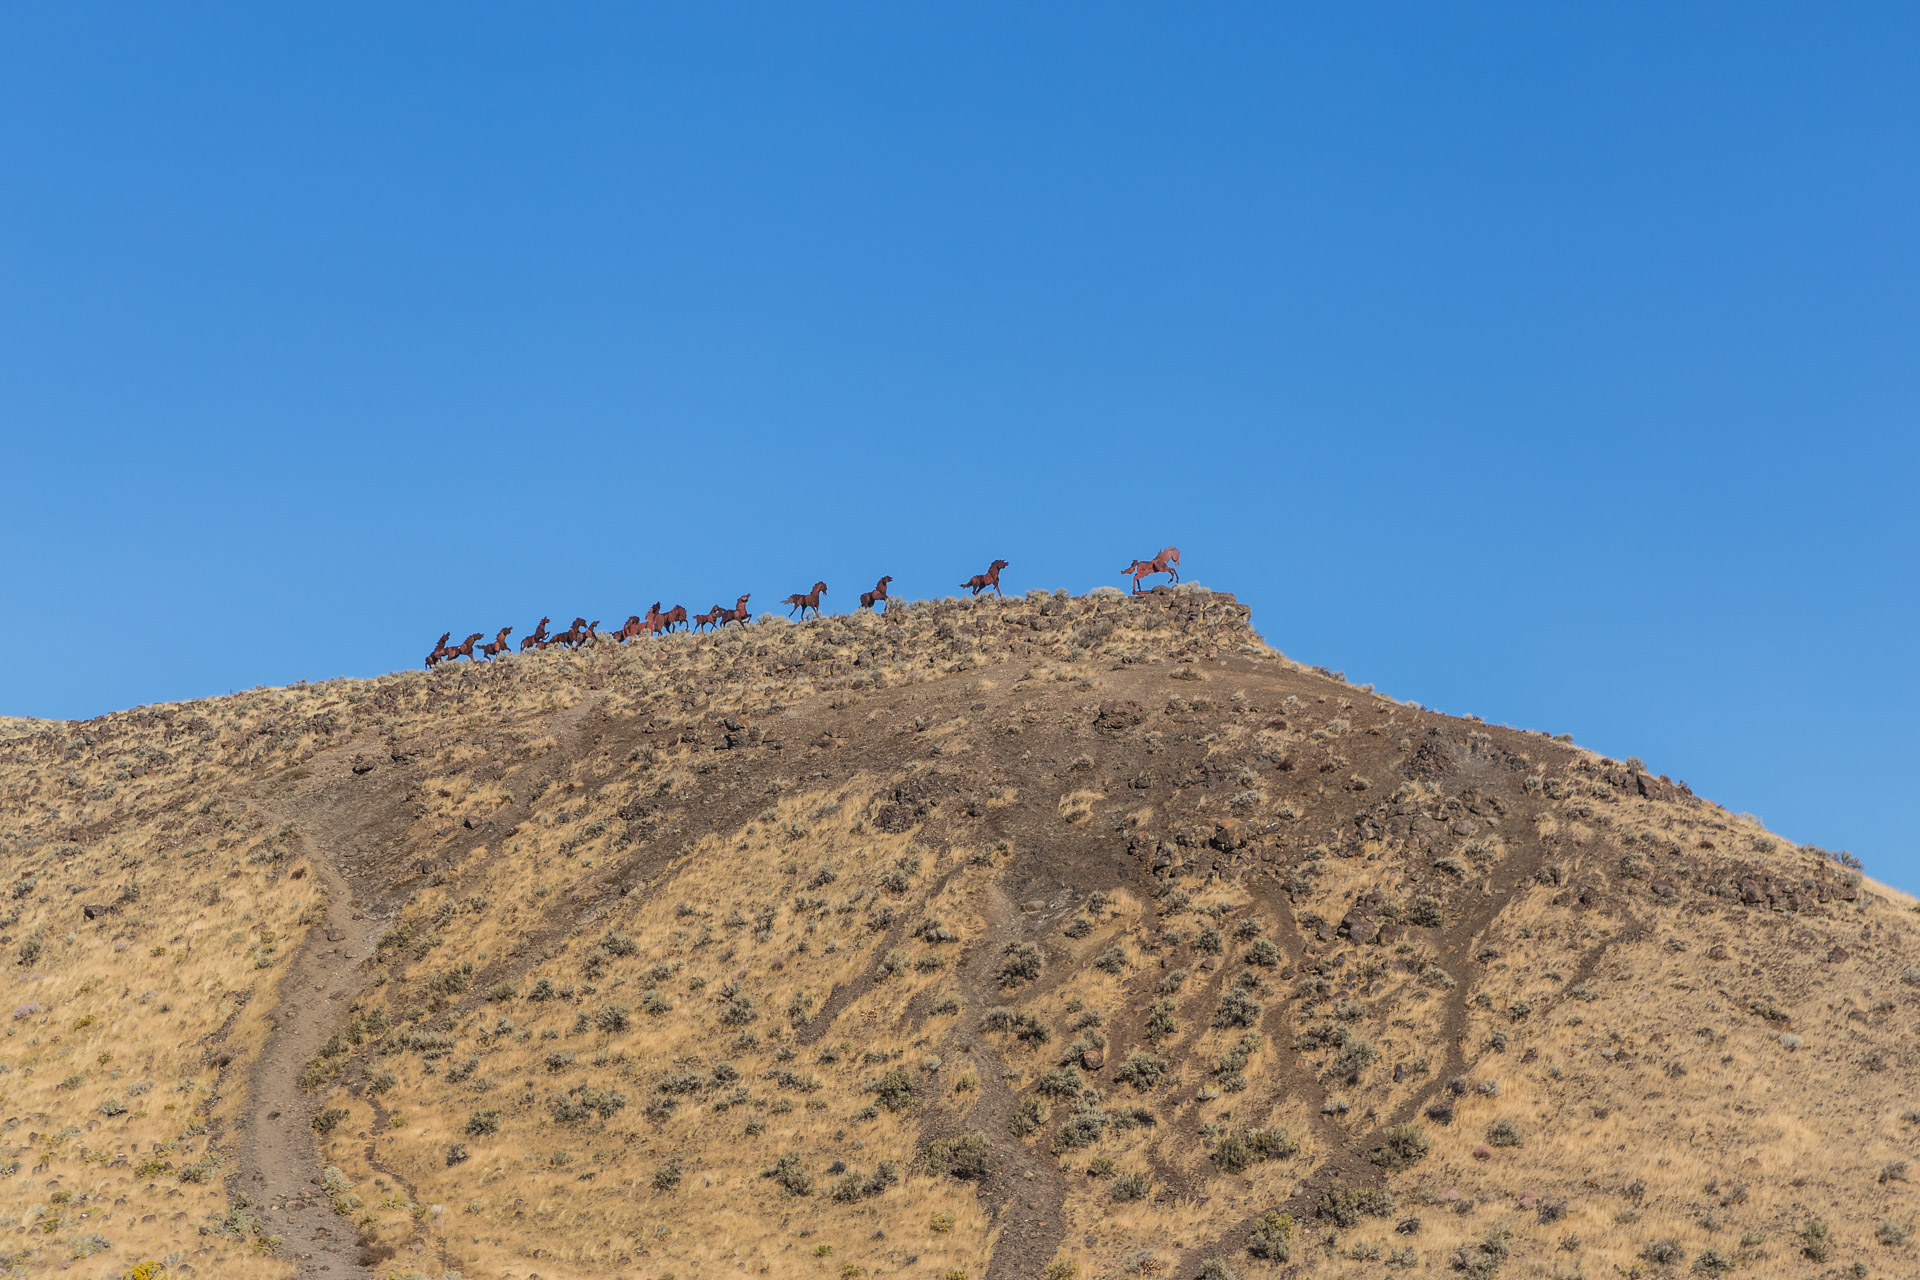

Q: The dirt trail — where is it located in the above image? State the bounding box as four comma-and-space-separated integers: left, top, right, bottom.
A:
234, 837, 387, 1276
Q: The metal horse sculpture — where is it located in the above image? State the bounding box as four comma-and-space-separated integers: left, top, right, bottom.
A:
960, 559, 1008, 597
784, 581, 828, 619
1123, 546, 1181, 593
859, 575, 893, 612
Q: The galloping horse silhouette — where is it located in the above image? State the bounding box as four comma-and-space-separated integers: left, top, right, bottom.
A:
785, 582, 828, 619
693, 605, 726, 631
519, 617, 551, 652
446, 632, 485, 663
425, 632, 451, 669
479, 626, 514, 660
659, 605, 689, 633
1123, 546, 1181, 593
961, 560, 1009, 597
859, 575, 893, 612
719, 594, 751, 627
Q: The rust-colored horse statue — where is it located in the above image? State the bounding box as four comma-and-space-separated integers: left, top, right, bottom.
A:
719, 594, 751, 626
659, 605, 688, 633
640, 603, 667, 637
693, 605, 726, 631
961, 559, 1009, 597
479, 626, 514, 660
547, 617, 590, 649
859, 575, 893, 611
784, 582, 828, 619
446, 632, 485, 663
1123, 546, 1181, 593
425, 632, 451, 669
519, 617, 551, 652
609, 615, 644, 643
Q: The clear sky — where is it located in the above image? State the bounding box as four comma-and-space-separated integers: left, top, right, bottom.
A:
3, 6, 1915, 890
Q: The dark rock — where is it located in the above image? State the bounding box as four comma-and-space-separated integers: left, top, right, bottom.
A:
81, 903, 111, 920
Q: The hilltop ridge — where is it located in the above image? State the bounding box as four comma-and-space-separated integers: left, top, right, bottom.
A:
0, 586, 1914, 1280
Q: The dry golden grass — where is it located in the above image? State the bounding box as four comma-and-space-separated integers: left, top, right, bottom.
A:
2, 586, 1915, 1280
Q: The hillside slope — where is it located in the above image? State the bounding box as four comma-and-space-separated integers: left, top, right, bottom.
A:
1, 587, 1914, 1280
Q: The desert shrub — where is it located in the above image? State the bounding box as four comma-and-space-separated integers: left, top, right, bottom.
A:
1194, 926, 1224, 955
1327, 1039, 1377, 1083
486, 982, 517, 1002
1245, 938, 1281, 968
1801, 1218, 1831, 1262
1111, 1171, 1152, 1202
980, 1006, 1050, 1044
1451, 1230, 1511, 1279
1212, 1128, 1293, 1175
719, 994, 757, 1026
653, 1159, 683, 1191
1247, 1209, 1294, 1261
603, 931, 638, 957
925, 1133, 992, 1180
464, 1109, 500, 1136
866, 1068, 915, 1112
592, 1003, 631, 1033
830, 1162, 900, 1202
1034, 1068, 1084, 1098
445, 1143, 469, 1167
1369, 1123, 1430, 1171
1691, 1249, 1735, 1277
1295, 1021, 1349, 1051
1063, 917, 1093, 939
1642, 1238, 1683, 1265
1053, 1101, 1109, 1152
311, 1108, 349, 1136
761, 1151, 813, 1196
1196, 1259, 1233, 1280
1157, 969, 1189, 995
1094, 945, 1128, 974
1011, 1094, 1051, 1137
1485, 1117, 1523, 1148
1214, 987, 1262, 1029
1877, 1221, 1909, 1247
998, 942, 1044, 987
1113, 1052, 1167, 1091
1317, 1181, 1395, 1228
1145, 998, 1178, 1044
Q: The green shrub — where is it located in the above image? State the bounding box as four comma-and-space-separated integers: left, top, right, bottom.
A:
866, 1068, 915, 1112
1369, 1124, 1431, 1172
761, 1150, 813, 1196
311, 1108, 349, 1136
464, 1109, 500, 1136
1485, 1117, 1523, 1148
1246, 1210, 1293, 1261
925, 1133, 992, 1180
1317, 1181, 1395, 1228
1010, 1094, 1050, 1138
1113, 1052, 1167, 1091
1110, 1171, 1151, 1202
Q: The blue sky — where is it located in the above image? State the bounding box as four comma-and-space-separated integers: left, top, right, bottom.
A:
2, 5, 1914, 890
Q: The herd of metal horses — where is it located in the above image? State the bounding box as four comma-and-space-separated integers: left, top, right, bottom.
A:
424, 547, 1181, 668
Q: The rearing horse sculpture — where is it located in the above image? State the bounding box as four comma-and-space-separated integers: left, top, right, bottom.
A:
479, 626, 514, 660
1123, 546, 1181, 593
859, 575, 893, 612
425, 632, 451, 669
719, 594, 751, 627
519, 617, 551, 653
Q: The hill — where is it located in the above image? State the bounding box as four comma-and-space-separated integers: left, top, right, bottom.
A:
0, 587, 1913, 1280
